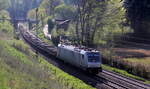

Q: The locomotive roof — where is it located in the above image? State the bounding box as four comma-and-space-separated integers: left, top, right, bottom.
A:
58, 44, 99, 54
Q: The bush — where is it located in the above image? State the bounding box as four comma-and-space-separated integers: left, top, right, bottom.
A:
0, 21, 13, 34
103, 54, 150, 80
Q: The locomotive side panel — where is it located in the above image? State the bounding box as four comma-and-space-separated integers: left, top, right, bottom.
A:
73, 52, 82, 67
57, 47, 79, 67
57, 46, 89, 69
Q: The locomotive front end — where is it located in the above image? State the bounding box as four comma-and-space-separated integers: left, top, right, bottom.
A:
86, 51, 102, 74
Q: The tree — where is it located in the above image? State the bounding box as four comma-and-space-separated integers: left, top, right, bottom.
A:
95, 0, 125, 47
124, 0, 150, 37
47, 18, 54, 33
0, 0, 9, 11
55, 4, 77, 19
63, 0, 76, 5
75, 0, 107, 46
73, 0, 126, 47
40, 0, 62, 16
8, 0, 42, 19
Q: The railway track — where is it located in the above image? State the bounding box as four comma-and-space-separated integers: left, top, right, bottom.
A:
92, 75, 129, 89
102, 70, 150, 89
19, 25, 150, 89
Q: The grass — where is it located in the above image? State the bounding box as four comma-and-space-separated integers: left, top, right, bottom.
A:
38, 57, 95, 89
0, 40, 33, 65
0, 58, 63, 89
0, 39, 95, 89
0, 61, 45, 89
102, 64, 150, 84
124, 57, 150, 65
0, 39, 64, 89
8, 39, 33, 56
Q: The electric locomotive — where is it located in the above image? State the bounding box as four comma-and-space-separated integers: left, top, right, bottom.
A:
57, 44, 102, 74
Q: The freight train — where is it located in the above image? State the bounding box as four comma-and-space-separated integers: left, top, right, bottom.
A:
19, 24, 102, 74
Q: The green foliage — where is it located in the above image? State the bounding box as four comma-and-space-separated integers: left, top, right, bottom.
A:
65, 24, 76, 37
37, 27, 54, 45
0, 10, 10, 19
9, 39, 32, 56
0, 40, 33, 65
93, 0, 131, 46
28, 7, 48, 27
0, 10, 14, 39
0, 0, 9, 10
8, 0, 42, 18
0, 21, 13, 34
51, 28, 58, 37
63, 0, 75, 5
40, 0, 62, 16
55, 4, 77, 19
28, 9, 36, 19
124, 57, 150, 65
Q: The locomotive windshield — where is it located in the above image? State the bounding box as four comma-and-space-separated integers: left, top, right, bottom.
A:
87, 52, 100, 62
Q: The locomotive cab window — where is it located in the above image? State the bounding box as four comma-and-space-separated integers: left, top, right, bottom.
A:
87, 52, 100, 62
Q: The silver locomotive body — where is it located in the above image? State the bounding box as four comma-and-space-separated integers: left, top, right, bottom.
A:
57, 44, 102, 74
